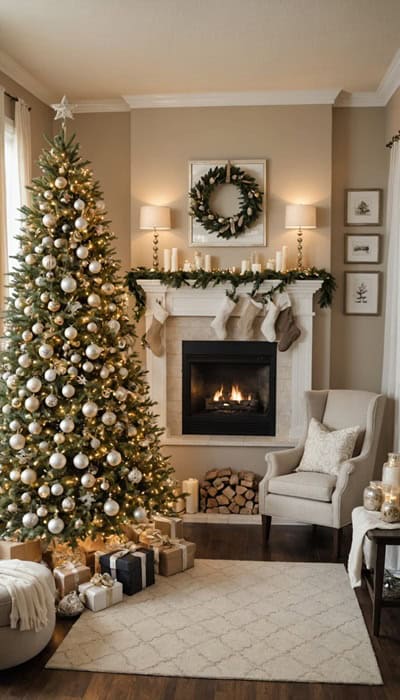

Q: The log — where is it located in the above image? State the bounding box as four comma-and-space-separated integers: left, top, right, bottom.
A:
205, 470, 218, 480
240, 479, 254, 489
253, 505, 259, 514
207, 497, 218, 508
229, 503, 240, 514
216, 494, 229, 506
234, 494, 246, 506
217, 468, 232, 478
200, 480, 211, 488
245, 500, 254, 511
218, 506, 230, 514
236, 485, 247, 495
208, 486, 217, 497
222, 486, 235, 500
229, 474, 239, 486
245, 489, 255, 500
206, 507, 219, 513
239, 471, 256, 481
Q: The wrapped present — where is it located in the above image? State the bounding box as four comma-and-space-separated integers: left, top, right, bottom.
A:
43, 543, 86, 571
152, 515, 183, 539
53, 561, 91, 597
93, 539, 136, 574
79, 573, 123, 612
99, 547, 155, 595
139, 530, 196, 576
0, 539, 42, 563
121, 522, 150, 544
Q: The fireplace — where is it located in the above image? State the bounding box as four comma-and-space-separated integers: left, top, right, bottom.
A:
182, 341, 276, 436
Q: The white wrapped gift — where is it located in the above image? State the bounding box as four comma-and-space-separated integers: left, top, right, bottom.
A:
79, 575, 123, 612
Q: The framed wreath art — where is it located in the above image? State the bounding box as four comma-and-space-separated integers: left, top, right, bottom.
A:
188, 160, 266, 247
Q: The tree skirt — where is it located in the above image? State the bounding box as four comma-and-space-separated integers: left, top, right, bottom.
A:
47, 560, 382, 685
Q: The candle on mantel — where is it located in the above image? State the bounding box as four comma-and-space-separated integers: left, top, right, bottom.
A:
171, 248, 178, 272
163, 248, 171, 272
281, 245, 288, 272
275, 251, 282, 272
251, 263, 262, 273
194, 251, 203, 270
182, 478, 199, 514
204, 254, 212, 272
241, 259, 250, 274
266, 259, 275, 271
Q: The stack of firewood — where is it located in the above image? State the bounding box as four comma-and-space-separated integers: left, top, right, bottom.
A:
200, 468, 260, 514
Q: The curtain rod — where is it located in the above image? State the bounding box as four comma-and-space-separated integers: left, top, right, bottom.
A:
4, 90, 31, 111
386, 131, 400, 148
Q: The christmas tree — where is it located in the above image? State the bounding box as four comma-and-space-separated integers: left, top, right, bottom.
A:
0, 103, 175, 545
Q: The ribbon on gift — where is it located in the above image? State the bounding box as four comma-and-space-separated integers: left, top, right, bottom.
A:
80, 573, 115, 607
130, 550, 147, 588
54, 561, 85, 595
172, 539, 188, 570
109, 549, 130, 580
154, 515, 181, 538
90, 572, 114, 588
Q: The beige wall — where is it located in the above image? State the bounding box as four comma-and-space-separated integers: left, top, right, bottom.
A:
0, 70, 53, 175
72, 113, 131, 270
330, 107, 388, 392
131, 104, 332, 386
386, 86, 400, 140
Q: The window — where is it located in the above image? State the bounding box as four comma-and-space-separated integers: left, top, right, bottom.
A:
4, 116, 20, 272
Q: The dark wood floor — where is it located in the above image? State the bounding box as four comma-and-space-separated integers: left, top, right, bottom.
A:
1, 523, 400, 700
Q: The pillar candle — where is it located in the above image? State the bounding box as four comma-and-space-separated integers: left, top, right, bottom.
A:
281, 245, 288, 272
194, 251, 203, 270
163, 249, 171, 272
275, 251, 282, 272
183, 260, 192, 272
251, 263, 261, 273
266, 259, 275, 271
241, 259, 250, 274
204, 254, 211, 272
171, 248, 178, 272
182, 478, 199, 514
382, 465, 400, 487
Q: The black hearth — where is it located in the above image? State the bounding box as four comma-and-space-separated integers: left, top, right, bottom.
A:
182, 341, 276, 436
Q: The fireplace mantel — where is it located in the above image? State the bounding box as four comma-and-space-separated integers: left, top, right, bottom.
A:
139, 279, 323, 444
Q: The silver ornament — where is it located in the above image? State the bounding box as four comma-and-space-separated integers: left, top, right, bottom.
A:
54, 314, 64, 326
38, 485, 51, 498
9, 469, 21, 482
65, 326, 78, 340
37, 506, 48, 518
100, 480, 110, 491
101, 282, 115, 296
39, 440, 49, 451
106, 450, 122, 467
88, 261, 101, 274
45, 394, 58, 407
74, 518, 84, 529
108, 320, 120, 334
22, 330, 33, 342
82, 400, 98, 418
28, 421, 42, 435
96, 200, 105, 211
75, 216, 88, 230
73, 198, 85, 212
104, 498, 119, 516
48, 300, 61, 312
48, 516, 64, 534
61, 497, 75, 512
26, 377, 42, 393
32, 322, 44, 335
87, 293, 101, 308
22, 512, 39, 528
85, 344, 102, 360
44, 368, 57, 382
9, 419, 21, 431
60, 417, 75, 433
54, 176, 67, 189
76, 245, 88, 259
90, 437, 100, 449
42, 214, 57, 229
73, 453, 89, 470
128, 468, 142, 484
62, 384, 75, 398
81, 472, 96, 488
54, 432, 65, 445
39, 343, 54, 359
25, 396, 40, 413
102, 411, 117, 426
54, 237, 67, 248
40, 292, 50, 303
25, 253, 36, 265
100, 367, 109, 379
68, 366, 79, 377
133, 506, 147, 522
9, 433, 26, 450
119, 367, 129, 379
21, 492, 31, 504
20, 468, 37, 485
49, 452, 67, 470
51, 483, 63, 496
87, 322, 98, 333
61, 276, 77, 294
43, 190, 53, 200
42, 254, 57, 269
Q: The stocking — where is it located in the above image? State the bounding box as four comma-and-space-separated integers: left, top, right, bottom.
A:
276, 306, 301, 351
238, 296, 263, 340
211, 296, 237, 340
260, 290, 290, 342
145, 300, 169, 356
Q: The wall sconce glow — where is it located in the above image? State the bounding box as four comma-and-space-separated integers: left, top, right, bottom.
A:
139, 205, 171, 270
285, 204, 316, 271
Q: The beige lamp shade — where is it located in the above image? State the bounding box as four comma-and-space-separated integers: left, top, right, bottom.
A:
285, 204, 316, 229
139, 205, 171, 230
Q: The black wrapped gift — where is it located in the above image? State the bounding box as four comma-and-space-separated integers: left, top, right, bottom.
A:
99, 547, 155, 596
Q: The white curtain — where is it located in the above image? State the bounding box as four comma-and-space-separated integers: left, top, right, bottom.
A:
381, 139, 400, 451
15, 98, 31, 207
0, 87, 7, 326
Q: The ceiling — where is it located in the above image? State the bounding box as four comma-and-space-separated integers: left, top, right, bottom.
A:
0, 0, 400, 106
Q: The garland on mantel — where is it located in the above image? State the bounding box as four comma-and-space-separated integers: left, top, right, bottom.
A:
126, 267, 336, 321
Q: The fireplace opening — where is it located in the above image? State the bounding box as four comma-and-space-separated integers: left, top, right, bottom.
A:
182, 341, 276, 436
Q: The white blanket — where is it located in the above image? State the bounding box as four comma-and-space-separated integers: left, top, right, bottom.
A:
0, 559, 55, 631
348, 506, 400, 588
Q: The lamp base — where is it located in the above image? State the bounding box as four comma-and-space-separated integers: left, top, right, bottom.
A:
152, 228, 159, 270
297, 228, 303, 271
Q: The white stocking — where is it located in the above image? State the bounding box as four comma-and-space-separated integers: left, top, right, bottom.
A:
145, 300, 169, 356
260, 290, 291, 342
211, 296, 237, 340
238, 296, 263, 340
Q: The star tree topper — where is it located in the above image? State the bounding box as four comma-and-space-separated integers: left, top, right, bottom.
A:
51, 95, 76, 129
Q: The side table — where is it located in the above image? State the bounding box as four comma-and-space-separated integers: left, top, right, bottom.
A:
364, 528, 400, 636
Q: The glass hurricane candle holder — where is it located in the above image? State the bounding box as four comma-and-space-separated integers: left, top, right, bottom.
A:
381, 487, 400, 523
363, 481, 384, 511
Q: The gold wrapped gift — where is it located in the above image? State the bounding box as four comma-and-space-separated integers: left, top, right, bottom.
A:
140, 531, 195, 576
0, 539, 42, 563
53, 561, 91, 597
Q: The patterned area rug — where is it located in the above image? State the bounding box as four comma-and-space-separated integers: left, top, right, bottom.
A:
47, 560, 382, 684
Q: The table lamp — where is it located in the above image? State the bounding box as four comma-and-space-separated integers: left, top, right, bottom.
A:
139, 205, 171, 270
285, 204, 316, 270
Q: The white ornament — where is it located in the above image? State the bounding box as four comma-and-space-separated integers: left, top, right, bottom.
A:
21, 493, 31, 504
101, 282, 114, 295
22, 512, 39, 528
108, 320, 120, 334
28, 421, 42, 435
22, 330, 33, 342
81, 472, 96, 488
61, 497, 75, 512
42, 214, 57, 229
115, 387, 128, 402
102, 411, 117, 426
9, 419, 21, 431
25, 396, 39, 413
106, 450, 122, 467
25, 254, 36, 265
26, 377, 42, 393
62, 384, 75, 398
90, 437, 100, 449
68, 366, 78, 377
39, 441, 49, 451
45, 394, 58, 407
54, 432, 65, 445
48, 517, 64, 534
60, 417, 74, 433
74, 518, 83, 529
61, 276, 77, 294
21, 468, 37, 485
9, 469, 21, 482
51, 483, 63, 496
76, 245, 88, 259
128, 425, 137, 437
104, 498, 119, 516
82, 401, 98, 418
6, 375, 17, 389
38, 485, 50, 498
39, 343, 54, 359
42, 234, 53, 245
43, 190, 53, 200
109, 303, 117, 313
65, 326, 78, 340
9, 434, 25, 450
73, 453, 89, 470
55, 176, 67, 189
37, 506, 48, 518
133, 506, 147, 522
32, 322, 44, 335
54, 237, 67, 248
82, 361, 94, 373
88, 261, 101, 274
128, 468, 142, 484
87, 293, 101, 307
75, 216, 88, 231
44, 368, 57, 382
100, 367, 109, 379
54, 314, 64, 326
87, 322, 98, 333
23, 305, 33, 317
42, 254, 57, 270
96, 200, 105, 211
85, 344, 102, 360
73, 198, 85, 211
8, 503, 18, 513
49, 452, 67, 470
119, 367, 128, 379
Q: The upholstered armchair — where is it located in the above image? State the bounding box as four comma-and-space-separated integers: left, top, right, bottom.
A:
259, 390, 386, 557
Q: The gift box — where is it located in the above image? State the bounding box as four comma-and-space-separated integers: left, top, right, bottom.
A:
0, 539, 42, 562
79, 577, 123, 612
53, 561, 91, 597
43, 543, 86, 571
139, 532, 196, 576
99, 547, 155, 595
121, 522, 143, 544
153, 515, 183, 540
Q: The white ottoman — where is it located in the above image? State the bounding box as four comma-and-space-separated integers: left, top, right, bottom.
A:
0, 560, 56, 670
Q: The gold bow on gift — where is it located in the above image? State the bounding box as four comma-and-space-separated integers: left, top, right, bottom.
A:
89, 572, 114, 588
141, 528, 171, 547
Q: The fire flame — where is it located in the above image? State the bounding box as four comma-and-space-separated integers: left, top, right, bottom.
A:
212, 385, 251, 402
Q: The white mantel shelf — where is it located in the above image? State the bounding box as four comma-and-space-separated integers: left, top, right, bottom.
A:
139, 279, 323, 443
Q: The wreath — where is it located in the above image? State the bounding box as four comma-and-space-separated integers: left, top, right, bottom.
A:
189, 163, 263, 240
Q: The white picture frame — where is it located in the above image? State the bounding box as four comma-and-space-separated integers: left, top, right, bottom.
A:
345, 234, 380, 264
344, 271, 380, 316
345, 189, 382, 226
188, 159, 266, 247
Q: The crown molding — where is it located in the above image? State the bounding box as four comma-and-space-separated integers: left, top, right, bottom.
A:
74, 99, 130, 113
0, 50, 53, 105
334, 91, 385, 108
122, 89, 341, 109
377, 48, 400, 104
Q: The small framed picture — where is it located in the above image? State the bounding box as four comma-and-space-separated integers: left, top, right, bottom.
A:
344, 271, 380, 315
345, 234, 380, 263
345, 189, 382, 226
